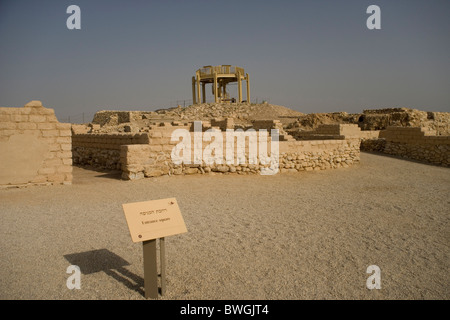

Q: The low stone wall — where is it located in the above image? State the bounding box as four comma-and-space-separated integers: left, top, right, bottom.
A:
361, 127, 449, 166
360, 139, 386, 152
278, 139, 361, 172
92, 110, 156, 126
0, 101, 72, 187
72, 133, 150, 169
120, 132, 361, 180
291, 124, 365, 140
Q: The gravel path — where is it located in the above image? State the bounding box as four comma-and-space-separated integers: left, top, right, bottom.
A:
0, 152, 449, 300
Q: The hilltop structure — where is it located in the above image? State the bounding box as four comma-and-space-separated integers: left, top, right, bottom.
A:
192, 65, 250, 104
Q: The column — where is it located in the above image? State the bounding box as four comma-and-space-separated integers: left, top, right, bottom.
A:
246, 73, 250, 103
237, 73, 242, 103
202, 83, 206, 103
192, 76, 196, 105
196, 72, 201, 105
213, 73, 218, 103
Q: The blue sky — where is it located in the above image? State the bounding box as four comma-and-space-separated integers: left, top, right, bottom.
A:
0, 0, 449, 122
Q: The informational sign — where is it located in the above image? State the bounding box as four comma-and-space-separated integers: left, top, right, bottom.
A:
122, 198, 187, 243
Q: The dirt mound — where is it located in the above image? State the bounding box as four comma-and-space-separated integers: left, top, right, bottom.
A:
287, 108, 450, 135
155, 102, 304, 123
287, 112, 358, 130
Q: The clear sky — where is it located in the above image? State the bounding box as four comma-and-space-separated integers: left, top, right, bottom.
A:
1, 0, 449, 122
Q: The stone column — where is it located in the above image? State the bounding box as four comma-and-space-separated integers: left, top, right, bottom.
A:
192, 76, 196, 105
196, 72, 201, 105
202, 82, 206, 103
246, 73, 250, 103
213, 72, 218, 103
237, 72, 242, 103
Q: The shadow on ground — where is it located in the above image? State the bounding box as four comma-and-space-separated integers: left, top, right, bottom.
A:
64, 248, 144, 297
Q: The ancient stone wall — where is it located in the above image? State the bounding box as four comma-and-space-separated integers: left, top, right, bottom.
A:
72, 133, 150, 169
120, 129, 361, 180
72, 122, 362, 179
291, 124, 367, 140
92, 110, 155, 126
361, 127, 449, 166
210, 118, 234, 130
0, 101, 72, 187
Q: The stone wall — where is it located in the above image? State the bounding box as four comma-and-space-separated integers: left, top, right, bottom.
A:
72, 122, 362, 179
72, 133, 150, 169
120, 129, 361, 180
92, 110, 156, 126
278, 139, 361, 172
0, 101, 72, 187
291, 124, 366, 140
362, 126, 449, 166
211, 118, 234, 130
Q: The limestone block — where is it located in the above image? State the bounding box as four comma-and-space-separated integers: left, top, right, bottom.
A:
47, 173, 66, 183
37, 123, 56, 130
0, 122, 17, 130
172, 167, 183, 175
29, 115, 46, 123
122, 172, 144, 180
56, 165, 72, 174
184, 168, 199, 174
24, 100, 43, 108
144, 169, 164, 177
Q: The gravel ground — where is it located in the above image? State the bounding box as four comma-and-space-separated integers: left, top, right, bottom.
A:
0, 152, 449, 300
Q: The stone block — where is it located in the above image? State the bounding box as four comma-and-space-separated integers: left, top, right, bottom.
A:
46, 115, 58, 122
29, 115, 46, 123
61, 144, 72, 151
11, 115, 29, 122
184, 167, 199, 175
31, 175, 48, 183
38, 123, 56, 130
0, 122, 16, 130
48, 143, 61, 151
57, 151, 72, 159
24, 100, 43, 108
56, 123, 72, 130
59, 130, 71, 137
47, 173, 66, 183
56, 137, 71, 144
38, 167, 56, 175
122, 172, 144, 180
144, 169, 164, 177
57, 165, 72, 173
44, 158, 63, 167
42, 129, 59, 137
0, 114, 11, 121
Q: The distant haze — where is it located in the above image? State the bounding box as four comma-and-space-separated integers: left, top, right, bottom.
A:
1, 0, 449, 122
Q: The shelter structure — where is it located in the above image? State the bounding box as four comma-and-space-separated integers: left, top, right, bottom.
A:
192, 65, 250, 104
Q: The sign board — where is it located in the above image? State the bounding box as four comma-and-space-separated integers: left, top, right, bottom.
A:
122, 198, 187, 242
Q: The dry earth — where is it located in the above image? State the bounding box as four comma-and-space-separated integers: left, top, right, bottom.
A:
0, 152, 449, 300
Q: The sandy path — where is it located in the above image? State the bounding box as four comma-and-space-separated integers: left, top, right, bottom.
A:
0, 152, 449, 300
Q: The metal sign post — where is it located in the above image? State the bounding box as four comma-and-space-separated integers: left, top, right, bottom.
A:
142, 239, 158, 299
123, 198, 186, 299
142, 237, 166, 299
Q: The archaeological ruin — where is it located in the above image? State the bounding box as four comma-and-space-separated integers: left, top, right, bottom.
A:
0, 95, 449, 188
0, 101, 72, 187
